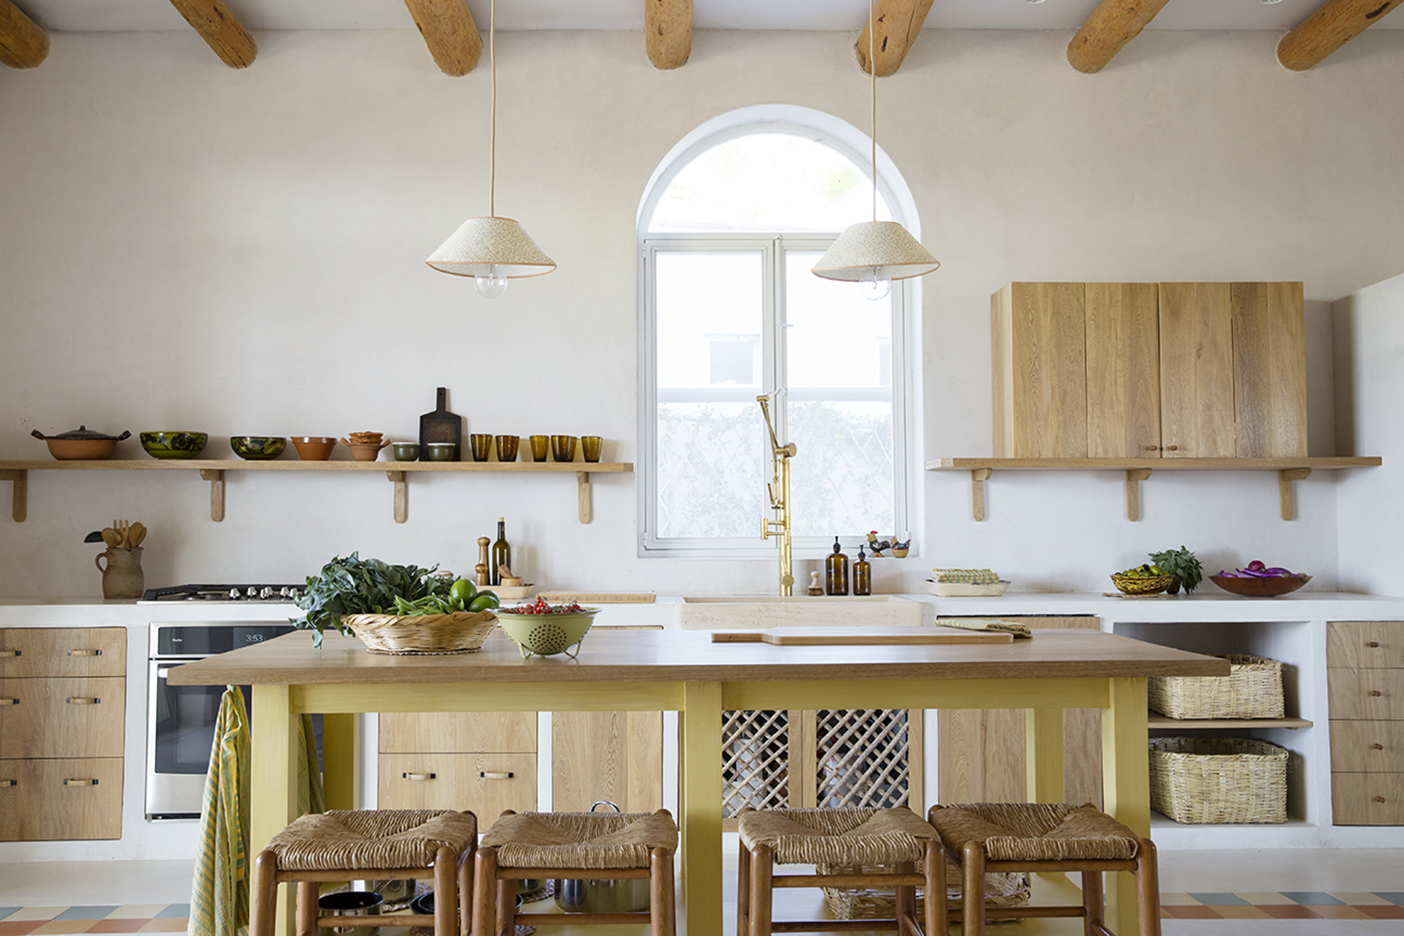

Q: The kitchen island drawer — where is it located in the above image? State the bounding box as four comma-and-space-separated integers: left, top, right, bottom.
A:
0, 677, 125, 758
379, 711, 535, 754
1328, 667, 1404, 720
1327, 622, 1404, 669
1330, 721, 1404, 772
0, 628, 126, 678
0, 757, 123, 840
378, 752, 535, 817
1331, 772, 1404, 825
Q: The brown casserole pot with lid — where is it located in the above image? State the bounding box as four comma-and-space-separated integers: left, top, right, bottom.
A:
32, 426, 131, 460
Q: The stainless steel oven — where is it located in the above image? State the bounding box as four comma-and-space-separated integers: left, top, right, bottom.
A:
146, 622, 321, 819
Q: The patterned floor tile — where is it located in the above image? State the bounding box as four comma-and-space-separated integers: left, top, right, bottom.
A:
1161, 905, 1221, 919
1158, 892, 1201, 905
148, 909, 186, 922
1204, 905, 1273, 919
30, 921, 100, 935
1259, 904, 1324, 919
1188, 892, 1250, 906
1332, 893, 1395, 906
135, 921, 187, 933
1, 912, 62, 924
1234, 891, 1307, 905
0, 913, 19, 924
52, 910, 116, 923
86, 921, 149, 934
100, 910, 164, 922
1282, 891, 1346, 906
1311, 905, 1375, 920
1373, 893, 1404, 906
0, 923, 44, 936
1360, 905, 1404, 919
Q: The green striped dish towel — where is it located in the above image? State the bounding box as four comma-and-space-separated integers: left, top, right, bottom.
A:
938, 618, 1032, 639
932, 568, 1001, 584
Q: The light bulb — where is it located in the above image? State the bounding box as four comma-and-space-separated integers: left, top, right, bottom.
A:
858, 268, 891, 302
474, 266, 508, 299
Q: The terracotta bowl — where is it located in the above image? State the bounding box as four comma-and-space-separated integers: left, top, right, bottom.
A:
1210, 574, 1311, 597
291, 436, 337, 461
343, 439, 389, 462
42, 437, 117, 460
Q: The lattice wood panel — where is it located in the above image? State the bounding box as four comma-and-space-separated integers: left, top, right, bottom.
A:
816, 709, 913, 809
722, 709, 790, 818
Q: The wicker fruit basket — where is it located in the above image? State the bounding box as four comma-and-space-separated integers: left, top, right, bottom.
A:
342, 611, 497, 655
1149, 737, 1288, 824
1149, 653, 1284, 719
1110, 572, 1174, 596
817, 863, 1029, 920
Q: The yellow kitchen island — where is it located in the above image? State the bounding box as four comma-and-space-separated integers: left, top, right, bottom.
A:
169, 626, 1227, 936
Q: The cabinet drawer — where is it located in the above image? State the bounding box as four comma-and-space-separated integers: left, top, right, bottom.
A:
379, 712, 535, 754
378, 752, 535, 817
0, 678, 125, 759
1329, 668, 1404, 720
1331, 772, 1404, 826
1327, 622, 1404, 669
0, 628, 126, 678
0, 757, 124, 840
1330, 721, 1404, 772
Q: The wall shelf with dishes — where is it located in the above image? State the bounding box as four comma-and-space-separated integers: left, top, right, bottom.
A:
0, 459, 633, 525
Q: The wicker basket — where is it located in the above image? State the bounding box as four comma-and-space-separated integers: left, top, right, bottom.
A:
817, 863, 1029, 920
1149, 737, 1288, 824
1148, 653, 1284, 719
342, 611, 497, 655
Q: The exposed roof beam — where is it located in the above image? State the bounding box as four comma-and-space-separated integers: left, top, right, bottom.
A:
168, 0, 256, 68
856, 0, 935, 77
403, 0, 481, 76
646, 0, 692, 70
1278, 0, 1404, 71
0, 0, 48, 69
1067, 0, 1172, 74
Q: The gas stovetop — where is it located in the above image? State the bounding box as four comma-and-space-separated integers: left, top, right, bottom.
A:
141, 583, 304, 602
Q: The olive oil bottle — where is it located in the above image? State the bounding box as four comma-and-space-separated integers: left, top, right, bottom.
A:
825, 537, 849, 596
491, 517, 511, 586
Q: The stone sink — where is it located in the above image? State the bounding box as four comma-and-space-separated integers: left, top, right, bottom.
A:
677, 595, 923, 630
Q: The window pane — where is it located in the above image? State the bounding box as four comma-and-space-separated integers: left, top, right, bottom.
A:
649, 134, 893, 233
656, 252, 763, 390
785, 251, 892, 392
656, 402, 766, 539
788, 401, 895, 539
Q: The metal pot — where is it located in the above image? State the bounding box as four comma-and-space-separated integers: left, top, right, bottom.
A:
552, 801, 651, 914
317, 890, 382, 936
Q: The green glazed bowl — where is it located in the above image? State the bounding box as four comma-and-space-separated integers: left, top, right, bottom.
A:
230, 436, 286, 460
140, 431, 208, 459
495, 608, 601, 658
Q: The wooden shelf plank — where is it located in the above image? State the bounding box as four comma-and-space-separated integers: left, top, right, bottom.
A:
927, 456, 1380, 471
1148, 714, 1313, 730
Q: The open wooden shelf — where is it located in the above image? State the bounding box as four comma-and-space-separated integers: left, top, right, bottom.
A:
0, 459, 632, 525
1148, 713, 1313, 730
926, 456, 1382, 522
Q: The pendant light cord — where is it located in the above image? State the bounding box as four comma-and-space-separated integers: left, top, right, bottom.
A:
489, 0, 497, 218
869, 0, 877, 224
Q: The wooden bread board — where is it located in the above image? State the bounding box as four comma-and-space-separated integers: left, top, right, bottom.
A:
710, 626, 1013, 646
536, 591, 656, 604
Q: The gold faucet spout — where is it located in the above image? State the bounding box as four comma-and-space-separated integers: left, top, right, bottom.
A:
757, 394, 795, 596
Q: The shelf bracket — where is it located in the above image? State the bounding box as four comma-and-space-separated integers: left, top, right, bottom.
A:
387, 471, 407, 524
199, 469, 225, 522
1125, 468, 1152, 521
1279, 467, 1311, 521
970, 468, 991, 521
577, 471, 591, 524
0, 469, 26, 522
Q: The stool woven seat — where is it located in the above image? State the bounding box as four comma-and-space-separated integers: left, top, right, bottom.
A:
737, 807, 937, 866
266, 809, 478, 871
928, 803, 1139, 863
480, 810, 678, 870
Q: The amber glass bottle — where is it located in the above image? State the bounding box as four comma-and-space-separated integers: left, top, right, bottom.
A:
491, 517, 511, 586
825, 537, 849, 596
852, 545, 871, 596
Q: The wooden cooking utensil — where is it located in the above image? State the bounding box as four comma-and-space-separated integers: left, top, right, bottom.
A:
101, 528, 121, 548
115, 519, 131, 548
129, 522, 146, 548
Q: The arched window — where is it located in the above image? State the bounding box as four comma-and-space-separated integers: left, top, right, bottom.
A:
638, 106, 919, 557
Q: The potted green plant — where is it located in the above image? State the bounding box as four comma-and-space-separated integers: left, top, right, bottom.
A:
1149, 546, 1204, 595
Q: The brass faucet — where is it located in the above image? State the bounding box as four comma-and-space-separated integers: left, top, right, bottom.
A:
757, 394, 797, 596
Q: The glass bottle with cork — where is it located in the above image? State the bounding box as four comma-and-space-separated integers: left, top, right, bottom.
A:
852, 545, 871, 596
825, 536, 849, 596
491, 517, 511, 586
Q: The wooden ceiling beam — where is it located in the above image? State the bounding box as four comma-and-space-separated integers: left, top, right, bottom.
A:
646, 0, 692, 69
403, 0, 481, 76
1278, 0, 1404, 71
1067, 0, 1171, 74
856, 0, 935, 76
168, 0, 256, 68
0, 0, 48, 69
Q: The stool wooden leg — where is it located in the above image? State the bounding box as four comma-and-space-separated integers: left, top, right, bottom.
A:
295, 881, 318, 936
926, 839, 946, 936
961, 842, 985, 936
1136, 838, 1162, 936
737, 840, 752, 936
251, 850, 279, 936
471, 848, 497, 936
896, 860, 916, 936
651, 846, 676, 936
457, 845, 475, 936
750, 844, 774, 936
496, 877, 515, 936
1082, 870, 1104, 936
433, 846, 457, 936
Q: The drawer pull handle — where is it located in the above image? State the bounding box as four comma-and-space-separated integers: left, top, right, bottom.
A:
479, 771, 514, 780
0, 650, 19, 658
0, 698, 16, 706
1164, 445, 1179, 451
1374, 796, 1387, 803
1372, 743, 1385, 750
66, 697, 99, 705
67, 649, 101, 657
0, 779, 15, 787
63, 778, 98, 786
1367, 641, 1381, 648
402, 772, 436, 781
1142, 445, 1158, 452
1369, 690, 1384, 697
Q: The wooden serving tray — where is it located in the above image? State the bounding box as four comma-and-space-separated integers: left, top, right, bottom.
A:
710, 625, 1013, 646
536, 591, 656, 604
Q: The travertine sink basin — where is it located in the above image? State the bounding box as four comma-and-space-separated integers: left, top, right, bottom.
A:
677, 595, 922, 630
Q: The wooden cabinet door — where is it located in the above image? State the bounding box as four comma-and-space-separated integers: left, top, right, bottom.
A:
1158, 283, 1236, 457
1332, 772, 1404, 825
1330, 721, 1404, 772
0, 628, 125, 678
1232, 282, 1307, 458
1329, 668, 1404, 720
1328, 622, 1404, 669
0, 757, 123, 841
552, 711, 663, 813
378, 752, 535, 818
379, 711, 535, 754
992, 283, 1087, 458
0, 677, 125, 759
1085, 283, 1162, 458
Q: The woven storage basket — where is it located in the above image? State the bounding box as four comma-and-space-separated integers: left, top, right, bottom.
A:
342, 611, 496, 654
1149, 737, 1288, 824
1148, 653, 1284, 719
817, 863, 1029, 920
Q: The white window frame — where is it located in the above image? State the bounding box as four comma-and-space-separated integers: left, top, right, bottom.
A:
636, 106, 923, 559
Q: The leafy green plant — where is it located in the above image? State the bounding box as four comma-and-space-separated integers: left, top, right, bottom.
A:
293, 553, 451, 647
1149, 546, 1204, 595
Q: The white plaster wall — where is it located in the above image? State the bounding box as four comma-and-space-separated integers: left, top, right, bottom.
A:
3, 28, 1403, 598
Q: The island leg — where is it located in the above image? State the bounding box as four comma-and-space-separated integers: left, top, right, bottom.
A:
1102, 677, 1150, 934
681, 681, 723, 936
1025, 708, 1065, 804
251, 685, 301, 936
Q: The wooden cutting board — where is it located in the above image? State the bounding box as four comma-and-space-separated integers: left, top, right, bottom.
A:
537, 591, 656, 604
418, 387, 462, 461
710, 626, 1013, 646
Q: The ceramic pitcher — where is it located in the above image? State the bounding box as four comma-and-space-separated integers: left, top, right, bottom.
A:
95, 546, 144, 599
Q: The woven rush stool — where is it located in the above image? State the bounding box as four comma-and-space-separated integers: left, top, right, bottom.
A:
736, 806, 942, 936
472, 808, 678, 936
250, 809, 477, 936
927, 802, 1161, 936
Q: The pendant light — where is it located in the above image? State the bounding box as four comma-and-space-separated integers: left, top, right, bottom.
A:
426, 0, 554, 298
812, 0, 938, 300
